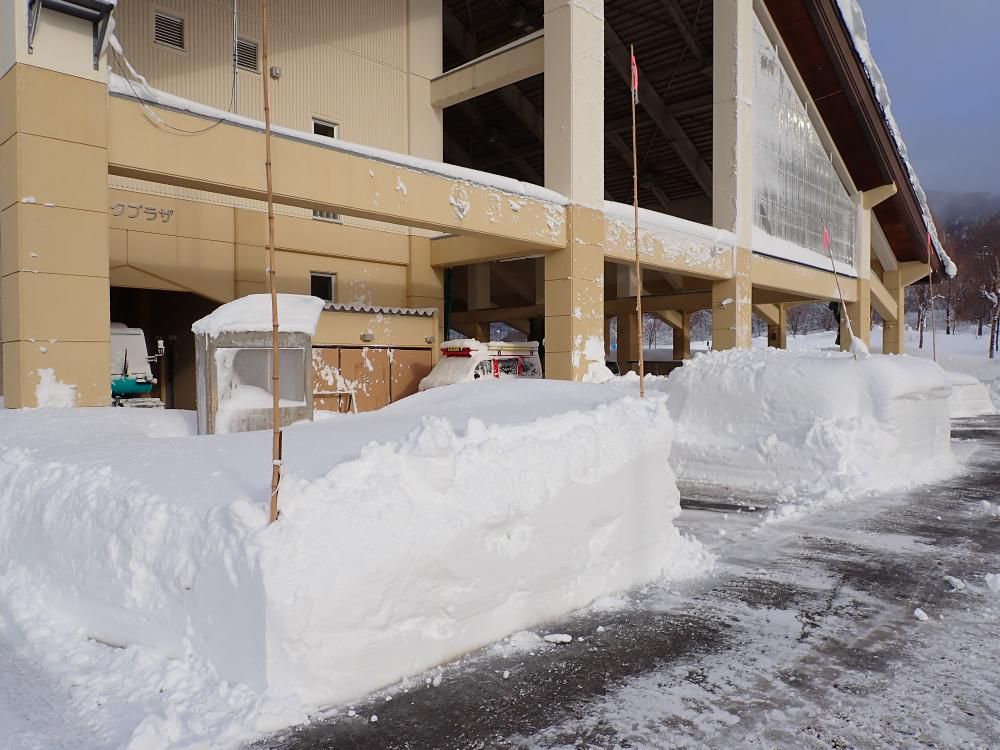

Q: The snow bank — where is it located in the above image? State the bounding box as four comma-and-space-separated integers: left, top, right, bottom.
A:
0, 381, 705, 746
946, 370, 996, 419
191, 294, 324, 337
660, 349, 957, 495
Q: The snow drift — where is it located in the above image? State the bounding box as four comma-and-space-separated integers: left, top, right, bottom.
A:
0, 381, 703, 746
660, 349, 957, 495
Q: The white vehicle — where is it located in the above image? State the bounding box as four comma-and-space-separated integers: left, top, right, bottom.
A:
110, 323, 165, 407
418, 340, 542, 391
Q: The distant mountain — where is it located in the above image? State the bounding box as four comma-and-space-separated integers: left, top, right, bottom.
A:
928, 190, 1000, 227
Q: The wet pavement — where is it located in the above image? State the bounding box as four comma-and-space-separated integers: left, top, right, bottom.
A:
255, 417, 1000, 749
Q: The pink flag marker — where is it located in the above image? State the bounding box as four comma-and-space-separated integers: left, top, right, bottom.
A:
630, 51, 640, 105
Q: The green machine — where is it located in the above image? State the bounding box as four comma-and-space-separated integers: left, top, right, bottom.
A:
110, 324, 165, 407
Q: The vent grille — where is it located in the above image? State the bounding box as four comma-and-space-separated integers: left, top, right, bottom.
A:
154, 12, 185, 50
236, 38, 258, 72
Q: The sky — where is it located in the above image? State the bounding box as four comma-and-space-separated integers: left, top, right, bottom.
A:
859, 0, 1000, 196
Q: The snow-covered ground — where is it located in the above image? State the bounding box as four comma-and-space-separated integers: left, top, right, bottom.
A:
0, 330, 991, 749
0, 381, 705, 749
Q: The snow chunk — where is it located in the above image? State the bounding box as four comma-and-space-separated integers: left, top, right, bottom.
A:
913, 608, 929, 621
191, 294, 324, 337
543, 634, 573, 644
34, 368, 77, 408
985, 574, 1000, 594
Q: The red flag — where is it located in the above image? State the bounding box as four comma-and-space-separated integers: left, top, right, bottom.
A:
822, 225, 831, 252
630, 50, 640, 105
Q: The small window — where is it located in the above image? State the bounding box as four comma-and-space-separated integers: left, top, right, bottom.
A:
312, 120, 341, 221
154, 12, 185, 50
236, 38, 259, 72
310, 273, 336, 303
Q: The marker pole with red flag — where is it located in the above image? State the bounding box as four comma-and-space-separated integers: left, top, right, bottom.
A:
928, 231, 938, 362
823, 225, 857, 356
630, 44, 645, 398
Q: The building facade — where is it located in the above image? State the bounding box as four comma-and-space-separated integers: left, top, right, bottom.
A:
0, 0, 948, 409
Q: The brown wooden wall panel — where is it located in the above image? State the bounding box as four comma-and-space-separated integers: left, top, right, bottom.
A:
340, 347, 390, 413
390, 349, 433, 403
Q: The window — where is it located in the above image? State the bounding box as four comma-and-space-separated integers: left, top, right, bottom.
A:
236, 38, 259, 72
153, 12, 185, 50
312, 119, 341, 221
310, 272, 336, 303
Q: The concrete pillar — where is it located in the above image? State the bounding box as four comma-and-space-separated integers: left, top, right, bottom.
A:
543, 0, 605, 380
767, 305, 788, 349
405, 0, 444, 356
406, 0, 443, 161
673, 312, 692, 359
842, 200, 872, 350
1, 8, 111, 407
882, 270, 906, 354
467, 263, 491, 341
405, 235, 444, 354
711, 0, 754, 350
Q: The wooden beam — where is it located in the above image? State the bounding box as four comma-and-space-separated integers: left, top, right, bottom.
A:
897, 260, 929, 287
108, 95, 565, 247
753, 303, 781, 327
452, 304, 544, 324
751, 255, 858, 302
870, 273, 898, 321
430, 235, 550, 267
431, 32, 544, 109
442, 6, 544, 143
657, 0, 708, 71
606, 132, 672, 212
605, 93, 713, 132
605, 24, 713, 196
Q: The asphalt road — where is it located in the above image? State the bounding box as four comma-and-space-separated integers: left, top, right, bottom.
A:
256, 416, 1000, 750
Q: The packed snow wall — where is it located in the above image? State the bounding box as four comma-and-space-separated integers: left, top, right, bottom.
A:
0, 381, 702, 713
661, 349, 956, 495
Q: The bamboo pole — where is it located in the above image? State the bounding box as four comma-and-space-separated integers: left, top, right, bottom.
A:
928, 232, 937, 363
261, 0, 281, 523
630, 44, 645, 398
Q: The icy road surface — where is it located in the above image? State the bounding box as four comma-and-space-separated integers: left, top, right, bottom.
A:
258, 416, 1000, 750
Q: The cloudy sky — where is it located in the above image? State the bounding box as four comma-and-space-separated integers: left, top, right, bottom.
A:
859, 0, 1000, 196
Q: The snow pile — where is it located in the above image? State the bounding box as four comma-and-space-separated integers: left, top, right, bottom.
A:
946, 370, 996, 419
191, 294, 325, 337
660, 349, 957, 496
0, 381, 706, 747
834, 1, 956, 277
34, 368, 77, 407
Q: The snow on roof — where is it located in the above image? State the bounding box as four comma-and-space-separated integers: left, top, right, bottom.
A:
192, 294, 325, 337
108, 72, 567, 208
835, 0, 957, 278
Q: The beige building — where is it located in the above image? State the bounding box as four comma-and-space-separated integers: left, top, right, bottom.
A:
0, 0, 948, 410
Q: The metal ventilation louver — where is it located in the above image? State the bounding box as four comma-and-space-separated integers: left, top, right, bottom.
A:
154, 12, 184, 50
236, 38, 259, 72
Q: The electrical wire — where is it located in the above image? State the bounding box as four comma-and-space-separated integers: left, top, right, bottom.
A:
110, 34, 239, 137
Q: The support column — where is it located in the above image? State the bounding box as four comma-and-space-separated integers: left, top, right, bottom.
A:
405, 0, 445, 356
882, 270, 906, 354
767, 305, 788, 349
1, 13, 111, 407
711, 0, 754, 350
543, 0, 604, 380
673, 312, 692, 359
842, 198, 872, 350
467, 263, 492, 341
